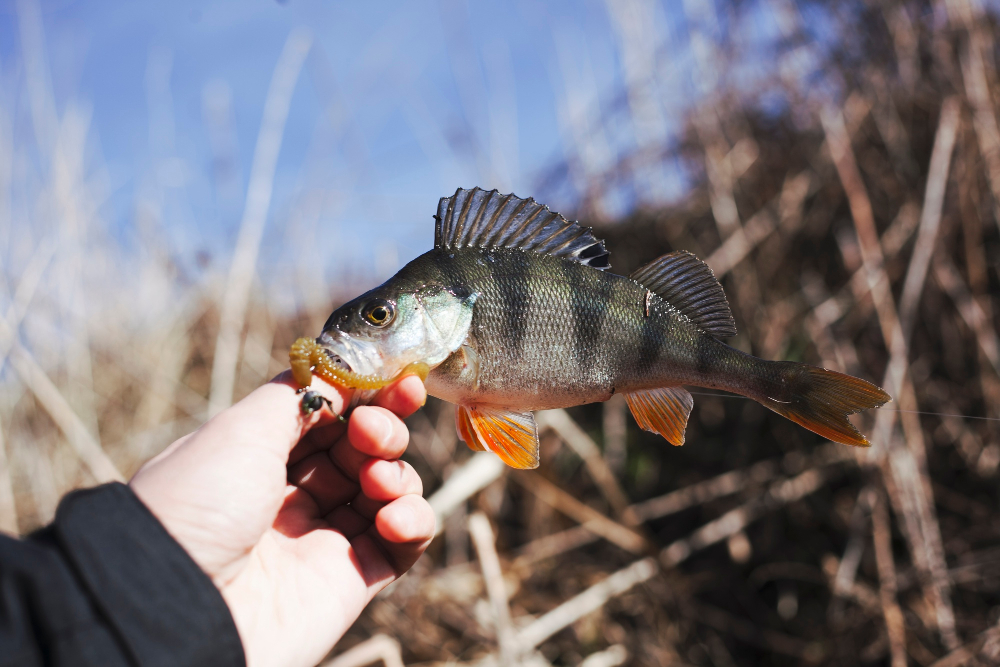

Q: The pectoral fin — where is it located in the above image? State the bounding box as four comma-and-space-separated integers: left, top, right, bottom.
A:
456, 405, 485, 452
624, 387, 694, 446
456, 405, 540, 469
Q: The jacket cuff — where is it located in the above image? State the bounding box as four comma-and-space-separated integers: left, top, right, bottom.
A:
51, 483, 245, 667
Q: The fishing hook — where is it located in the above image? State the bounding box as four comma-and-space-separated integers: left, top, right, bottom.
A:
296, 387, 347, 422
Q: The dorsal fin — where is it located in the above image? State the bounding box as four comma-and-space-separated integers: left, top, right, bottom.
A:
630, 251, 737, 337
434, 187, 610, 270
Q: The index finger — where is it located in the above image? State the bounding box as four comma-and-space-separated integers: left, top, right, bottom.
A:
288, 373, 427, 466
371, 375, 426, 417
195, 370, 351, 463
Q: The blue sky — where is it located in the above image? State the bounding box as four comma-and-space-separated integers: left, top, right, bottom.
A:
2, 0, 815, 307
2, 1, 658, 286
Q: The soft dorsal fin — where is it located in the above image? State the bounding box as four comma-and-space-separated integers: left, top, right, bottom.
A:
630, 251, 737, 337
435, 187, 610, 270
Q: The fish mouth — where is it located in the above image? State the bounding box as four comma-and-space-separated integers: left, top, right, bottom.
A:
289, 332, 429, 391
289, 333, 389, 390
317, 330, 382, 378
321, 348, 354, 374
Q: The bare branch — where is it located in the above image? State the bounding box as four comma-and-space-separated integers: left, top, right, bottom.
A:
1, 312, 123, 484
928, 618, 1000, 667
512, 473, 648, 554
872, 491, 907, 667
319, 634, 404, 667
823, 101, 959, 650
209, 29, 311, 415
468, 513, 518, 666
661, 468, 830, 567
0, 416, 17, 534
579, 645, 627, 667
536, 409, 635, 524
516, 556, 659, 650
899, 97, 961, 337
934, 257, 1000, 378
428, 454, 506, 536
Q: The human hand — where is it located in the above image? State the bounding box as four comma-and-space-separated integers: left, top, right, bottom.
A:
130, 373, 434, 667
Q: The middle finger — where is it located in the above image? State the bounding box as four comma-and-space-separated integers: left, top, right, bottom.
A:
288, 451, 359, 514
328, 406, 410, 477
351, 459, 424, 522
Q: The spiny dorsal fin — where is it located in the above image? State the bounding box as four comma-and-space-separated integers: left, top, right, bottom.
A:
434, 187, 610, 270
630, 251, 737, 337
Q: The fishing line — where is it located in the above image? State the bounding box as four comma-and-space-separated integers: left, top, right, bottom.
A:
684, 390, 1000, 422
886, 409, 1000, 422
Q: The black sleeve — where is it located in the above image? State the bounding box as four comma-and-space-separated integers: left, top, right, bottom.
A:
0, 483, 245, 667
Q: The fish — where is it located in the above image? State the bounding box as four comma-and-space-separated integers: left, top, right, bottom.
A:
290, 187, 891, 469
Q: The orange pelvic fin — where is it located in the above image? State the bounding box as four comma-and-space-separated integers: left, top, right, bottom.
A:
456, 405, 486, 452
624, 386, 694, 446
456, 405, 539, 469
759, 363, 891, 447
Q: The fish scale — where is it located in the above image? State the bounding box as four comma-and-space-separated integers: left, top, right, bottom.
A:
294, 187, 891, 470
416, 248, 653, 407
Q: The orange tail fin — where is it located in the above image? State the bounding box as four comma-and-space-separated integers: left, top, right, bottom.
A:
757, 363, 890, 446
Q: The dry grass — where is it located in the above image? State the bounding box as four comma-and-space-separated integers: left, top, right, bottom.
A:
2, 0, 1000, 665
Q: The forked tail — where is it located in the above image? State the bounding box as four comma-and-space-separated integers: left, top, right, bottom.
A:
756, 362, 891, 446
620, 250, 889, 447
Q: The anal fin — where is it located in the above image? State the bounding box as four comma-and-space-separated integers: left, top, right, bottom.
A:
624, 387, 694, 446
456, 405, 539, 469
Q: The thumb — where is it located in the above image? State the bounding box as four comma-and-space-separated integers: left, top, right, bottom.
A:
135, 371, 350, 481
197, 371, 352, 462
129, 372, 352, 579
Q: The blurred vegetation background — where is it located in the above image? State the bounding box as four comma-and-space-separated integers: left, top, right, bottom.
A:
2, 0, 999, 665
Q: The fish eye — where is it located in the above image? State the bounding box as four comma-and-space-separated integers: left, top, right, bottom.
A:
363, 299, 394, 327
